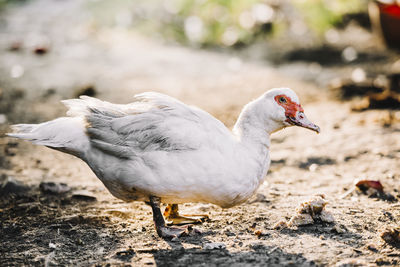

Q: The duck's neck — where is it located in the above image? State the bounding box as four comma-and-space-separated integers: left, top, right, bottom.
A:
231, 97, 282, 195
232, 97, 283, 148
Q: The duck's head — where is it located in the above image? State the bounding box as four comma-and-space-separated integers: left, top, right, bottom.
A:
264, 88, 320, 134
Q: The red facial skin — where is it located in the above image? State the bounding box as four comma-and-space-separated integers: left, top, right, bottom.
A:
274, 94, 304, 122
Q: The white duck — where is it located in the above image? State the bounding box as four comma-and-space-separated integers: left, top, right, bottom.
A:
8, 88, 320, 238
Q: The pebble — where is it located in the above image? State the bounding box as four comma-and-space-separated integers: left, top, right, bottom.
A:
273, 220, 288, 230
0, 114, 7, 124
331, 224, 346, 234
380, 227, 400, 245
366, 243, 378, 252
0, 174, 29, 195
335, 258, 367, 267
72, 190, 97, 202
203, 242, 226, 250
40, 182, 71, 194
288, 213, 314, 227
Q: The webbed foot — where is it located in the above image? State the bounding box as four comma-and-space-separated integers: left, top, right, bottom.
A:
164, 204, 209, 225
148, 197, 202, 239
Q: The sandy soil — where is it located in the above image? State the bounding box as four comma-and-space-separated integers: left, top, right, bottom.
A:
1, 0, 400, 266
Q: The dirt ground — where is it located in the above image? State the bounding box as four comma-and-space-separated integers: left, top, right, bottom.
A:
1, 0, 400, 266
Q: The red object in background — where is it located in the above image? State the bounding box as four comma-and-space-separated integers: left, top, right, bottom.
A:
370, 1, 400, 49
382, 3, 400, 17
355, 180, 384, 193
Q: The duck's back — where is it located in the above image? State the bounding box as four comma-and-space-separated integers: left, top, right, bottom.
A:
73, 93, 230, 159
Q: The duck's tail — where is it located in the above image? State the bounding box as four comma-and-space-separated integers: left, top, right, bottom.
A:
7, 116, 89, 157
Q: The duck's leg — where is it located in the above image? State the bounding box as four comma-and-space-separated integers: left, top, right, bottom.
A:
164, 204, 209, 225
148, 196, 194, 239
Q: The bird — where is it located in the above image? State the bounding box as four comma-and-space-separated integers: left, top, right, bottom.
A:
7, 88, 320, 239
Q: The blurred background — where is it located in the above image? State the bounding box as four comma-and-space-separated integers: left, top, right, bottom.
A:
1, 1, 400, 266
0, 0, 399, 125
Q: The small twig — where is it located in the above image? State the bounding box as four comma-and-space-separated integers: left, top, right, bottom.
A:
339, 187, 355, 199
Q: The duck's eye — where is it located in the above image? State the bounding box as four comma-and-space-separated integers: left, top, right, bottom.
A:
279, 97, 287, 103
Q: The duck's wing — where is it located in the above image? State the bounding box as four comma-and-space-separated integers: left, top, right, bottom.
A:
62, 93, 230, 159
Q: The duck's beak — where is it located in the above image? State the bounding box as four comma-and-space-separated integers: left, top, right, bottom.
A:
287, 111, 320, 134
